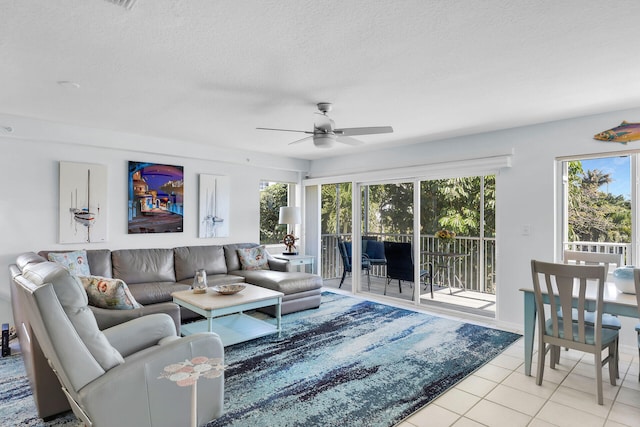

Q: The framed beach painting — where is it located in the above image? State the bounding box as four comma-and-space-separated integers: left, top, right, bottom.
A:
199, 174, 230, 238
128, 161, 184, 234
59, 161, 108, 243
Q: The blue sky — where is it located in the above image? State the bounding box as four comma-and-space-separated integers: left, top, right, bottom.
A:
581, 156, 630, 199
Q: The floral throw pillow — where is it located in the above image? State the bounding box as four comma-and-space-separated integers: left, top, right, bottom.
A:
237, 246, 270, 271
78, 275, 142, 310
48, 250, 91, 277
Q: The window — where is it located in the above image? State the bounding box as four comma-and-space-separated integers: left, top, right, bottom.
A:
561, 155, 632, 262
260, 181, 293, 245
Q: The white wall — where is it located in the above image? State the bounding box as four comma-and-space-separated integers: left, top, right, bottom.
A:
4, 108, 640, 350
309, 106, 640, 349
0, 115, 307, 326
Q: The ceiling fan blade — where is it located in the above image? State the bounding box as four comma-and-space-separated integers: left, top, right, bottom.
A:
336, 136, 364, 146
256, 127, 313, 134
288, 135, 314, 146
334, 126, 394, 136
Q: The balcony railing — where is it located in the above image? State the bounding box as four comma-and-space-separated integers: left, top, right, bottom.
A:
563, 241, 631, 264
321, 233, 496, 294
321, 237, 631, 297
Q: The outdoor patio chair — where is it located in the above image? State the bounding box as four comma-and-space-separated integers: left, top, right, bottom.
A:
363, 239, 387, 268
383, 241, 428, 299
530, 260, 618, 405
338, 240, 371, 290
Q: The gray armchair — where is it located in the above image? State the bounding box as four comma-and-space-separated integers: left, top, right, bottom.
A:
12, 260, 224, 426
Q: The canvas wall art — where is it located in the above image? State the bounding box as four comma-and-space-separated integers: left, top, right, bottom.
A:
59, 161, 108, 243
199, 174, 230, 238
128, 161, 184, 234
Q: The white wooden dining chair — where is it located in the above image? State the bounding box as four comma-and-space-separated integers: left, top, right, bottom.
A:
531, 260, 618, 405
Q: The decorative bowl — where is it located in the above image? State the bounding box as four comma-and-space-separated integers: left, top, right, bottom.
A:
613, 266, 636, 294
212, 284, 246, 295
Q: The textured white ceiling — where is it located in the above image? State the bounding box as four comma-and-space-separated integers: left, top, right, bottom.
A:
2, 0, 640, 160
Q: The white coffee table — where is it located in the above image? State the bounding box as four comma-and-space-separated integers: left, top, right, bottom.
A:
172, 284, 283, 346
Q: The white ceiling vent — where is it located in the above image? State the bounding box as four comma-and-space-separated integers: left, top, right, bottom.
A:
104, 0, 138, 10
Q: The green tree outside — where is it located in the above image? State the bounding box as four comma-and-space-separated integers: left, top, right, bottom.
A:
260, 182, 288, 244
567, 161, 630, 243
321, 176, 495, 238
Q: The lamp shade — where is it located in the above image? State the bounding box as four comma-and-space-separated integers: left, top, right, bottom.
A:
279, 206, 301, 225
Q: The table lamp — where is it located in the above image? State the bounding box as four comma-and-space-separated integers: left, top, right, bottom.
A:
279, 206, 301, 255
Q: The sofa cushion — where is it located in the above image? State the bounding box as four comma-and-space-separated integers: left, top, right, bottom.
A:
230, 270, 322, 295
21, 262, 124, 371
47, 250, 91, 277
84, 250, 113, 278
236, 246, 270, 271
223, 243, 259, 272
127, 282, 191, 306
177, 274, 244, 287
78, 276, 142, 310
112, 249, 176, 284
174, 246, 227, 281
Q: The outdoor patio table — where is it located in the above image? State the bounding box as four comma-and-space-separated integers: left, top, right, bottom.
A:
421, 251, 469, 298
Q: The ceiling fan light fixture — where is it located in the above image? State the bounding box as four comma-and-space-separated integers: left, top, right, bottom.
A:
257, 102, 393, 149
313, 133, 336, 148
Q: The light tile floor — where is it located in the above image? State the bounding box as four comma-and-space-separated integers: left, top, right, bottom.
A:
397, 338, 640, 427
324, 284, 639, 426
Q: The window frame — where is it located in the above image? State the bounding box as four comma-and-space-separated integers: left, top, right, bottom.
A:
556, 152, 636, 265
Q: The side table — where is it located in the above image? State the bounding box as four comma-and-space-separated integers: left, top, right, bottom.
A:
273, 254, 315, 274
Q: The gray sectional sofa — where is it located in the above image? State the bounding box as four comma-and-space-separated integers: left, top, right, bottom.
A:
10, 243, 322, 420
39, 243, 322, 320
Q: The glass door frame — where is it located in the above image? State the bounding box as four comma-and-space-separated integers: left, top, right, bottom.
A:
303, 153, 512, 308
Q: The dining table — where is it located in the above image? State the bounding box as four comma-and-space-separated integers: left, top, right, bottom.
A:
520, 281, 639, 376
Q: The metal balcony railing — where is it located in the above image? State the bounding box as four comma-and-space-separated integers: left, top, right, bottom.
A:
321, 233, 497, 294
321, 237, 631, 297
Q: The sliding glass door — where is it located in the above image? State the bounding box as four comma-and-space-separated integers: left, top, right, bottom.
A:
319, 172, 498, 316
359, 181, 415, 300
419, 176, 496, 294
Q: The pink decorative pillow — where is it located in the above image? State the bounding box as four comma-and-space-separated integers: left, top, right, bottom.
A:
236, 246, 270, 271
78, 275, 142, 310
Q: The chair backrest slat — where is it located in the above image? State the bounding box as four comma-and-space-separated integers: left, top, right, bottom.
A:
563, 250, 622, 276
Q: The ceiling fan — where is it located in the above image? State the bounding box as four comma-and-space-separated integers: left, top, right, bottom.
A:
257, 103, 393, 148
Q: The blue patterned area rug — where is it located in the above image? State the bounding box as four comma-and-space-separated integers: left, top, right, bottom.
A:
0, 354, 79, 426
1, 292, 520, 427
206, 292, 520, 427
